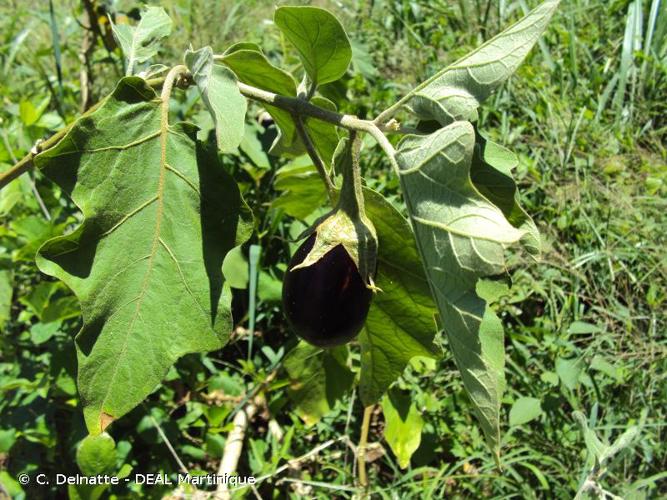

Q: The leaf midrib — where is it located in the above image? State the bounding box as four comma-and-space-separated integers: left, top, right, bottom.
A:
94, 118, 171, 425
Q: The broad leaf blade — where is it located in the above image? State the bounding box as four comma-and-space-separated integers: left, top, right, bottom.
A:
35, 78, 251, 433
185, 47, 247, 153
395, 122, 519, 456
110, 7, 172, 76
410, 0, 560, 124
274, 6, 352, 87
359, 189, 438, 406
284, 341, 354, 425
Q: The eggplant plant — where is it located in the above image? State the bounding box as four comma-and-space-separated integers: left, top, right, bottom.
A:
0, 0, 561, 487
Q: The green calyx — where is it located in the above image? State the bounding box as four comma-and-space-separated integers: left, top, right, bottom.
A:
291, 134, 379, 289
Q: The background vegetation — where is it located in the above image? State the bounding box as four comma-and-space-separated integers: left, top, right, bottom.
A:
0, 0, 665, 498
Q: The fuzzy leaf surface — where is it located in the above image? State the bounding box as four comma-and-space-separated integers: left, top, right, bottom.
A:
470, 133, 540, 255
395, 122, 521, 457
185, 46, 247, 153
410, 0, 560, 125
110, 6, 173, 76
35, 78, 251, 433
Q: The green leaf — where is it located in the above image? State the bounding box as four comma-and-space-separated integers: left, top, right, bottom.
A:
34, 77, 252, 433
509, 397, 543, 426
395, 122, 519, 457
272, 159, 328, 219
0, 163, 28, 215
284, 341, 354, 425
77, 433, 117, 475
351, 39, 379, 80
110, 6, 173, 76
381, 388, 423, 469
220, 45, 339, 163
219, 46, 301, 157
30, 321, 60, 345
221, 246, 248, 289
274, 6, 352, 87
185, 47, 247, 153
306, 96, 339, 166
471, 132, 540, 255
556, 357, 584, 390
0, 269, 11, 330
359, 189, 438, 406
409, 0, 560, 124
573, 411, 608, 462
0, 471, 23, 499
0, 429, 17, 453
240, 123, 271, 169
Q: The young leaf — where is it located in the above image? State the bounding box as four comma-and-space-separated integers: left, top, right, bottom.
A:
185, 47, 247, 153
409, 0, 560, 125
381, 388, 424, 469
359, 189, 439, 406
284, 341, 354, 425
395, 122, 519, 458
110, 6, 173, 76
274, 6, 352, 87
34, 78, 252, 434
219, 46, 302, 157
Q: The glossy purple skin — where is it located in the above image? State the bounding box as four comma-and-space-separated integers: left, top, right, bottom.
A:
282, 234, 373, 348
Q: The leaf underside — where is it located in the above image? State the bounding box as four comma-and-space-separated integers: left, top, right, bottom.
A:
34, 77, 251, 434
395, 0, 560, 457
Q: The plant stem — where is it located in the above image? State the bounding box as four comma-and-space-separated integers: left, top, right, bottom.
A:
357, 405, 373, 491
1, 71, 406, 192
293, 113, 336, 204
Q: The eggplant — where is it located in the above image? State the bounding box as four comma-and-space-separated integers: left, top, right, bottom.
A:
282, 234, 373, 348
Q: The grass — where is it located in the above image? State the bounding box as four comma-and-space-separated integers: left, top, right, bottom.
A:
0, 0, 665, 498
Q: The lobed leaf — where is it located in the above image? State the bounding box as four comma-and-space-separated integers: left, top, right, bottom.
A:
395, 122, 518, 457
185, 46, 247, 153
34, 78, 252, 433
274, 6, 352, 87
